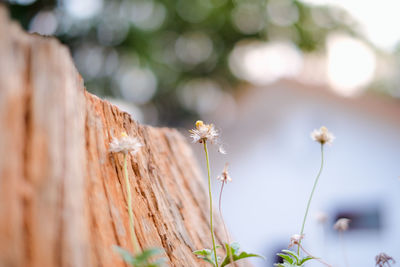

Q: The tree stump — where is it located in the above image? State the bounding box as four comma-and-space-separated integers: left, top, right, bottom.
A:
0, 6, 239, 267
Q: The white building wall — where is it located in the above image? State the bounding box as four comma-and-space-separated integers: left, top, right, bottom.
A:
191, 81, 400, 266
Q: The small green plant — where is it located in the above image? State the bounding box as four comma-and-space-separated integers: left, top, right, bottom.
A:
274, 249, 313, 267
190, 121, 264, 266
193, 243, 264, 267
113, 246, 166, 267
220, 242, 264, 267
275, 126, 334, 267
193, 245, 221, 266
110, 132, 165, 267
275, 239, 331, 267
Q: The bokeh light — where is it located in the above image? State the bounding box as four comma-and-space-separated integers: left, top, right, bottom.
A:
178, 78, 224, 115
64, 0, 103, 19
229, 40, 303, 85
117, 67, 158, 104
327, 34, 376, 96
231, 3, 265, 34
267, 0, 299, 27
175, 32, 214, 66
29, 10, 57, 35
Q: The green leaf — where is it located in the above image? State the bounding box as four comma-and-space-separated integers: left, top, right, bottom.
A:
193, 249, 213, 257
220, 243, 265, 267
113, 245, 165, 267
281, 250, 300, 262
135, 248, 164, 264
192, 245, 222, 266
274, 262, 299, 267
237, 251, 264, 261
277, 253, 294, 264
146, 258, 167, 267
299, 256, 314, 265
193, 248, 216, 266
229, 242, 240, 254
274, 249, 311, 267
113, 245, 135, 264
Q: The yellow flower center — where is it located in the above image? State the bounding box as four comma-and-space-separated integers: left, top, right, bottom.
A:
195, 120, 204, 129
121, 132, 128, 138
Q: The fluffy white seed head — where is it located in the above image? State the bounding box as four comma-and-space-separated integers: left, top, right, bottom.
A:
189, 120, 219, 143
311, 126, 335, 145
189, 120, 226, 154
217, 163, 232, 183
288, 234, 304, 248
109, 132, 142, 155
333, 218, 351, 232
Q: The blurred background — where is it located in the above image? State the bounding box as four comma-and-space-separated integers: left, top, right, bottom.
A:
5, 0, 400, 266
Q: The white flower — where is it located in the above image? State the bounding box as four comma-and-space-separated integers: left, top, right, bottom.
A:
109, 132, 142, 155
217, 163, 232, 183
288, 234, 304, 248
333, 218, 351, 232
311, 126, 335, 145
189, 120, 226, 154
189, 120, 219, 143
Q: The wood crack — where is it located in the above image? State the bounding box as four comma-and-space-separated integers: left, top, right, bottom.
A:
22, 41, 33, 267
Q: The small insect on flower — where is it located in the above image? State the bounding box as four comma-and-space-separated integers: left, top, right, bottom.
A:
109, 132, 143, 155
333, 218, 351, 232
288, 234, 304, 248
217, 163, 232, 183
311, 126, 335, 145
189, 120, 226, 154
375, 252, 395, 267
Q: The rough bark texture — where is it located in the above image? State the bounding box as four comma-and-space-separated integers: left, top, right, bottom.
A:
0, 6, 242, 267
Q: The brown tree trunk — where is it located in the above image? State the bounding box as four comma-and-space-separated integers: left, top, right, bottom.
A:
0, 6, 244, 267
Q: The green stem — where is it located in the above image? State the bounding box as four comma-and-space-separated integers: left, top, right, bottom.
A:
298, 144, 324, 255
124, 153, 141, 254
203, 142, 219, 267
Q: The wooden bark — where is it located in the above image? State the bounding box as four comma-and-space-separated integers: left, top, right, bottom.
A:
0, 6, 244, 267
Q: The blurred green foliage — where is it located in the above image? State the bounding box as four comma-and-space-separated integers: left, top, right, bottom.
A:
7, 0, 352, 126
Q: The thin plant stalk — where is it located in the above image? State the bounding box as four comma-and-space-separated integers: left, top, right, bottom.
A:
299, 244, 331, 267
219, 182, 235, 266
298, 144, 324, 255
203, 142, 219, 267
124, 153, 141, 254
339, 232, 349, 267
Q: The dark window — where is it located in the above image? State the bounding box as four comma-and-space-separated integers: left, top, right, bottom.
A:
333, 205, 382, 231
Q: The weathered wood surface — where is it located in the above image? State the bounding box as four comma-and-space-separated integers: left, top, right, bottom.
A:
0, 6, 240, 267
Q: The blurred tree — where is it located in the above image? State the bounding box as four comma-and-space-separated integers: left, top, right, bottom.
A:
6, 0, 353, 126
